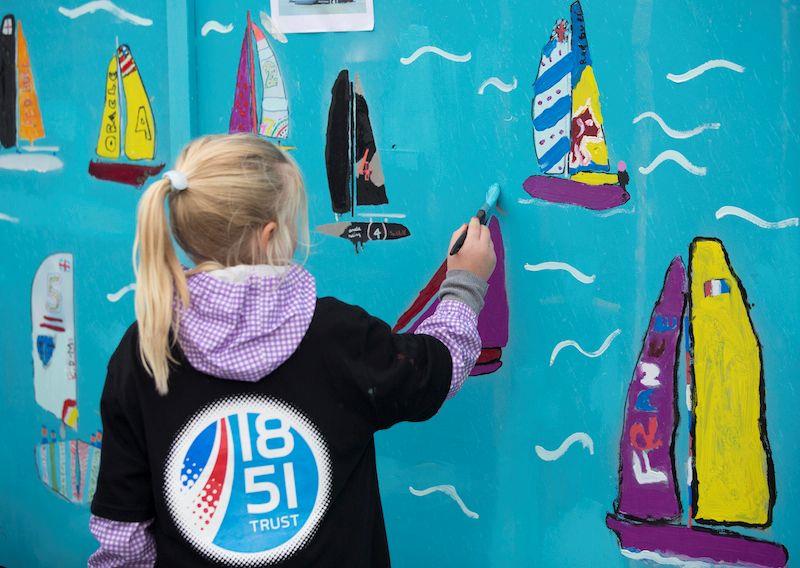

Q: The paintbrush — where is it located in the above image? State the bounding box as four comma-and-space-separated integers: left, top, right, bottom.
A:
449, 183, 501, 256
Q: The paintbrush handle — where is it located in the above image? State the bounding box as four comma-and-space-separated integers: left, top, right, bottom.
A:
449, 209, 487, 256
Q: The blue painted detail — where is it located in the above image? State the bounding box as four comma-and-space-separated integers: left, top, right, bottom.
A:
36, 335, 55, 366
533, 54, 574, 96
634, 389, 658, 412
654, 315, 680, 332
533, 96, 571, 131
538, 137, 570, 173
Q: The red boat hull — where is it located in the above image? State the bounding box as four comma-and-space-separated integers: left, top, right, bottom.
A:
522, 175, 630, 211
89, 161, 165, 188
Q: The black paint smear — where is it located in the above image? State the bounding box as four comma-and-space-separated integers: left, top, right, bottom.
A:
0, 14, 17, 149
324, 70, 352, 215
354, 89, 388, 206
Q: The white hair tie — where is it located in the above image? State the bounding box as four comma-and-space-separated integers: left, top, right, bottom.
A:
163, 170, 188, 192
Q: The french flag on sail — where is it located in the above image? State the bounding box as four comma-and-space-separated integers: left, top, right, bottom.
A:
704, 279, 730, 297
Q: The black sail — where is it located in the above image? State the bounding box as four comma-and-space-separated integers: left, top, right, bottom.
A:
324, 69, 353, 215
0, 14, 17, 149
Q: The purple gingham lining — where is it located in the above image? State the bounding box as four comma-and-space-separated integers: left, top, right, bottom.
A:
176, 264, 317, 381
88, 516, 156, 567
416, 299, 481, 399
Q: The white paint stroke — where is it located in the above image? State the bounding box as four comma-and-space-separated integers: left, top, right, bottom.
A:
638, 150, 706, 176
0, 154, 63, 173
20, 145, 60, 153
535, 432, 594, 461
107, 283, 136, 302
0, 212, 20, 224
201, 20, 233, 36
597, 205, 636, 218
632, 111, 720, 139
477, 76, 518, 95
549, 328, 622, 366
523, 261, 596, 284
400, 46, 472, 65
259, 11, 288, 44
715, 205, 799, 230
620, 549, 709, 568
667, 59, 745, 83
58, 1, 153, 26
409, 485, 479, 519
357, 212, 406, 219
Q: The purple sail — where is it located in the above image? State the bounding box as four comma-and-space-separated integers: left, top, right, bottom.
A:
616, 257, 687, 521
402, 217, 509, 376
228, 13, 257, 134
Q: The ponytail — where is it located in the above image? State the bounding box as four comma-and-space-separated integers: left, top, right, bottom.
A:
133, 177, 188, 395
132, 134, 310, 395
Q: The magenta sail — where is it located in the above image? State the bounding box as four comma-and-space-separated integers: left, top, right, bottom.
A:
403, 217, 509, 376
606, 516, 789, 568
522, 175, 630, 211
229, 13, 257, 134
616, 257, 686, 521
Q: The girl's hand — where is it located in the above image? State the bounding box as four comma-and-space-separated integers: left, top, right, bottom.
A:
447, 217, 496, 281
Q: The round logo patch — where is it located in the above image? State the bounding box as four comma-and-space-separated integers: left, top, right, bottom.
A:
164, 396, 332, 565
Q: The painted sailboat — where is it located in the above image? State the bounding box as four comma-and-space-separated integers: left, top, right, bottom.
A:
0, 14, 63, 173
31, 253, 78, 429
317, 69, 411, 250
522, 2, 630, 211
606, 238, 788, 567
229, 11, 291, 146
394, 217, 508, 376
88, 42, 163, 187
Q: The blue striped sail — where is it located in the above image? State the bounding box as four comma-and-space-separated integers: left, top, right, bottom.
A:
533, 20, 572, 176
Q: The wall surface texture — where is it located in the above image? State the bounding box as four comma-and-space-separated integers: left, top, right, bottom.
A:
0, 1, 797, 566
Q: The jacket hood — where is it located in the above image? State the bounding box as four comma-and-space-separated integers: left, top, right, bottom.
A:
177, 264, 316, 381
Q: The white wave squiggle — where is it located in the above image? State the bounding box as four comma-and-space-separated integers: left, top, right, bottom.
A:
400, 46, 472, 65
201, 20, 233, 36
667, 59, 745, 83
107, 283, 136, 302
632, 111, 720, 139
638, 150, 706, 176
409, 485, 479, 519
259, 11, 288, 43
549, 328, 621, 366
58, 1, 153, 26
523, 261, 596, 284
0, 212, 20, 223
715, 205, 799, 230
620, 549, 709, 568
535, 432, 594, 461
477, 76, 518, 95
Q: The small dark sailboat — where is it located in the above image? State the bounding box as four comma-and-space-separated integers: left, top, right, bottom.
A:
316, 69, 410, 251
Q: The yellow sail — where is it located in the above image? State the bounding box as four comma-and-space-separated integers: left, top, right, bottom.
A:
96, 55, 121, 159
16, 21, 45, 144
690, 238, 773, 526
117, 45, 155, 161
569, 66, 609, 172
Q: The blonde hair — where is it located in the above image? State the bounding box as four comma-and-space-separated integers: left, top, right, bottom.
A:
133, 134, 309, 394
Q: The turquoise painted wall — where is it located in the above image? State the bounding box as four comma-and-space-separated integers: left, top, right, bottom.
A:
1, 1, 798, 566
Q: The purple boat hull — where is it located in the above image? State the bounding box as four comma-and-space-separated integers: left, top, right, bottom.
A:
522, 175, 630, 211
606, 515, 788, 568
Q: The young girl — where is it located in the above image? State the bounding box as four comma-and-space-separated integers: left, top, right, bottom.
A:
88, 134, 495, 567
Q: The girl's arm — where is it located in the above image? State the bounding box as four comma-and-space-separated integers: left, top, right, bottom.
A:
414, 270, 487, 398
88, 516, 156, 567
